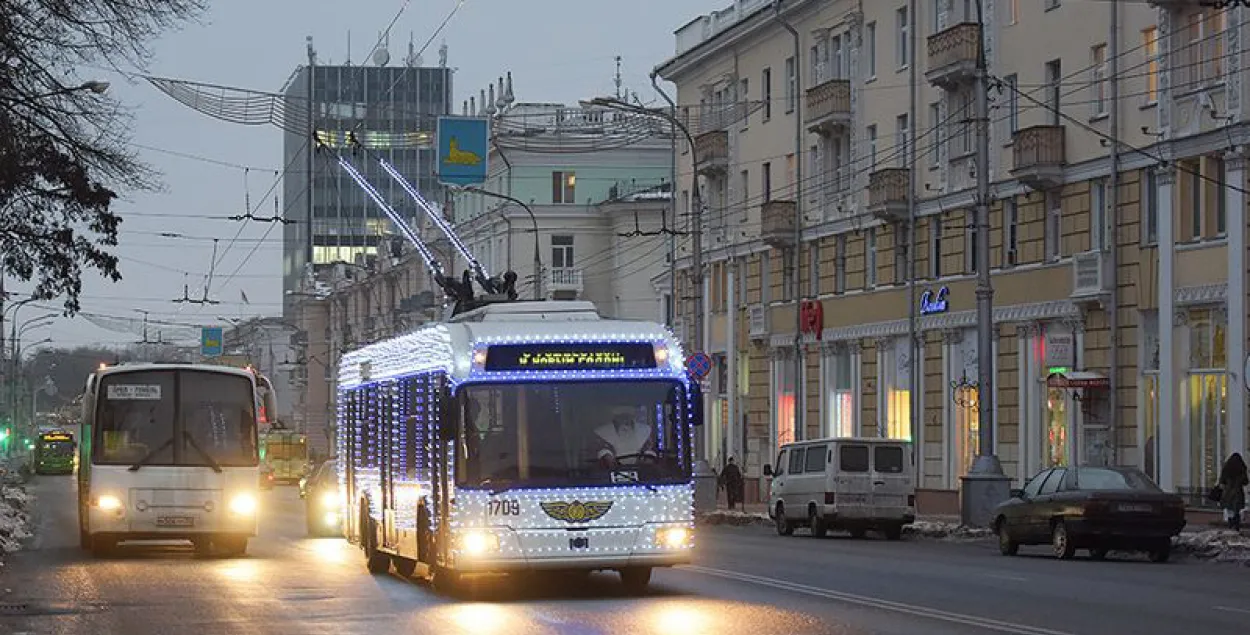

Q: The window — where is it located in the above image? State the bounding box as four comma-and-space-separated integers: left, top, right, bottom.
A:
831, 34, 845, 79
867, 125, 878, 168
1040, 469, 1066, 495
1190, 165, 1202, 240
785, 56, 797, 113
789, 446, 805, 474
895, 113, 909, 167
1004, 198, 1018, 266
894, 222, 908, 284
959, 90, 974, 154
881, 337, 912, 441
1022, 470, 1051, 498
966, 212, 978, 272
774, 450, 787, 475
930, 220, 943, 278
552, 171, 576, 204
1143, 27, 1158, 104
1186, 309, 1229, 497
740, 169, 750, 209
824, 349, 855, 437
773, 355, 797, 448
1091, 44, 1108, 117
1004, 74, 1018, 134
865, 22, 877, 78
931, 0, 941, 33
874, 445, 905, 473
1045, 59, 1061, 125
866, 229, 877, 288
785, 153, 796, 199
551, 235, 574, 269
739, 78, 749, 130
1142, 169, 1158, 245
835, 234, 847, 293
761, 251, 771, 304
896, 7, 909, 69
762, 162, 772, 202
762, 67, 772, 120
810, 241, 821, 297
810, 43, 822, 84
840, 444, 870, 472
1045, 191, 1061, 261
1214, 156, 1227, 236
804, 445, 827, 472
1091, 179, 1107, 251
929, 102, 942, 167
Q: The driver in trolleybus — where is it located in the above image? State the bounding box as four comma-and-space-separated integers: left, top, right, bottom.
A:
594, 406, 657, 468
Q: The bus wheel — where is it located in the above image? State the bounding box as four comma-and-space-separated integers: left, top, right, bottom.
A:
619, 567, 652, 593
392, 556, 418, 578
90, 535, 116, 558
216, 536, 248, 557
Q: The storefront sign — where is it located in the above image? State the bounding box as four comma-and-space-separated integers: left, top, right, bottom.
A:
1046, 373, 1110, 389
800, 300, 824, 339
919, 287, 950, 315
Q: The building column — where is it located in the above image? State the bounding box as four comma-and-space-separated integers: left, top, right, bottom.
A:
1226, 152, 1247, 463
1157, 166, 1177, 492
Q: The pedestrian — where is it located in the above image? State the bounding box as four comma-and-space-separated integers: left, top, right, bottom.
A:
1216, 452, 1247, 531
719, 456, 744, 510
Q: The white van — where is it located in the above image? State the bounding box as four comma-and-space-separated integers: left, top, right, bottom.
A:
764, 437, 916, 540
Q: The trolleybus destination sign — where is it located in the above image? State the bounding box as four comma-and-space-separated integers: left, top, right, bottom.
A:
484, 342, 658, 371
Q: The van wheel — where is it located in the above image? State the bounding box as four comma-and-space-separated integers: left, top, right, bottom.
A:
883, 524, 904, 541
774, 503, 793, 536
808, 507, 827, 538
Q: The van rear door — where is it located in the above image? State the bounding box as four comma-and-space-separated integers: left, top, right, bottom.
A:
869, 443, 912, 509
834, 443, 872, 511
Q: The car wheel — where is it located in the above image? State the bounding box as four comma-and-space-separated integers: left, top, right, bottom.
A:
774, 503, 793, 536
1149, 541, 1171, 563
1051, 521, 1075, 560
996, 519, 1018, 556
808, 507, 827, 538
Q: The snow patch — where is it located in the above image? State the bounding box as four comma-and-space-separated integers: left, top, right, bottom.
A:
1174, 530, 1250, 566
696, 510, 771, 527
0, 484, 35, 562
903, 520, 994, 542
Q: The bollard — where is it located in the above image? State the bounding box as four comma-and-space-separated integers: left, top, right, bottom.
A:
693, 459, 717, 513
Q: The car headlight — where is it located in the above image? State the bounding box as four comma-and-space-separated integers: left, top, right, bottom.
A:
457, 529, 500, 555
229, 493, 258, 516
95, 494, 123, 511
657, 526, 691, 549
320, 492, 338, 508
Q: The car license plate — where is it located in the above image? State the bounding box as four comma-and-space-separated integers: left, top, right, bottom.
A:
1116, 504, 1153, 514
156, 516, 195, 527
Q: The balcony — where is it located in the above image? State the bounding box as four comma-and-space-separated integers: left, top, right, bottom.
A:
1011, 125, 1066, 191
925, 23, 980, 89
694, 130, 729, 175
805, 79, 851, 135
868, 168, 910, 222
546, 268, 584, 297
760, 199, 797, 249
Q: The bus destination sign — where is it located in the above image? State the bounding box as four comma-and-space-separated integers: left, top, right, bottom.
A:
484, 343, 657, 372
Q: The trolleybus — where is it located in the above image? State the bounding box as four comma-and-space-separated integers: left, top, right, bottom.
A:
34, 429, 76, 475
337, 301, 701, 591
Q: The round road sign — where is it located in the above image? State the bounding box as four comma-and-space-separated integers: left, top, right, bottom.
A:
685, 352, 713, 380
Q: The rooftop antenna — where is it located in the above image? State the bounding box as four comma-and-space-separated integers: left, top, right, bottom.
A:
406, 32, 420, 67
439, 41, 448, 67
614, 55, 622, 99
346, 31, 351, 66
306, 35, 316, 65
372, 30, 390, 66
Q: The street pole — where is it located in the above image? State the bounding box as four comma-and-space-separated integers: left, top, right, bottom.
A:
650, 72, 679, 328
907, 0, 920, 473
774, 1, 804, 443
961, 0, 1009, 528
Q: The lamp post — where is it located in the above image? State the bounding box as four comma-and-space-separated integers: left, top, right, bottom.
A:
0, 80, 109, 109
458, 186, 543, 300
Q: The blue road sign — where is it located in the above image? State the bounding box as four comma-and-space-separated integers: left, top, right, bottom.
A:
685, 352, 713, 380
436, 116, 490, 187
201, 326, 224, 358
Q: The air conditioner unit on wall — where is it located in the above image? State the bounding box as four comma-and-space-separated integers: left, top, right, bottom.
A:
1070, 250, 1111, 303
748, 303, 768, 340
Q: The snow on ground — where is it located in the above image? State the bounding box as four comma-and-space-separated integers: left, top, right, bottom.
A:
0, 463, 34, 568
1175, 530, 1250, 566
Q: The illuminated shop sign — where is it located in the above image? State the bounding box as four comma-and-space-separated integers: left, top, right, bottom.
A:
920, 286, 950, 315
484, 343, 657, 371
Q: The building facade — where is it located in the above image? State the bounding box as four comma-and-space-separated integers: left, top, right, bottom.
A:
221, 317, 300, 428
658, 0, 1249, 509
281, 39, 454, 310
451, 97, 675, 320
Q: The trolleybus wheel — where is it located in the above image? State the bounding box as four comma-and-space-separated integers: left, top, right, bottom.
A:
431, 566, 461, 594
392, 556, 418, 578
361, 506, 390, 574
619, 566, 652, 593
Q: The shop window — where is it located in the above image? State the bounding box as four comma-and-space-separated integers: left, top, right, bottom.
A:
773, 354, 797, 449
1045, 388, 1069, 467
823, 349, 855, 437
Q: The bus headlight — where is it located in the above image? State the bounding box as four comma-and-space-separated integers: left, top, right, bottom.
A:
457, 529, 500, 555
656, 526, 691, 549
95, 494, 123, 512
229, 493, 258, 516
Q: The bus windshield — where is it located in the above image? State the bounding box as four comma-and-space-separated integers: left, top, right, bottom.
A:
457, 380, 690, 489
42, 440, 75, 456
95, 369, 259, 468
265, 436, 306, 460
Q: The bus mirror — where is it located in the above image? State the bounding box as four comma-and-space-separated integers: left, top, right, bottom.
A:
439, 390, 459, 441
689, 380, 704, 427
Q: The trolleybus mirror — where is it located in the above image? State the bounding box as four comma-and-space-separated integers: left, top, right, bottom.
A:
689, 381, 704, 427
439, 388, 459, 441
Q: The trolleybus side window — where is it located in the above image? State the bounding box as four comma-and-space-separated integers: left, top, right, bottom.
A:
399, 376, 428, 481
358, 385, 380, 469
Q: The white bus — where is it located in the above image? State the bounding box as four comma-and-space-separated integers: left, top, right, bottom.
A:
77, 363, 271, 557
337, 301, 702, 591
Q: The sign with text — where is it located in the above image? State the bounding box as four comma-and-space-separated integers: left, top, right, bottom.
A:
919, 287, 950, 315
106, 384, 162, 400
436, 116, 490, 187
484, 343, 657, 372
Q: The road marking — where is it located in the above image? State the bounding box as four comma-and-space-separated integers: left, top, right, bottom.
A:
686, 565, 1076, 635
1214, 606, 1250, 616
985, 573, 1029, 582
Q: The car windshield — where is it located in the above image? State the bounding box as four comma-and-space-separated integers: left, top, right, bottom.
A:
456, 380, 690, 489
1066, 467, 1161, 492
95, 369, 258, 468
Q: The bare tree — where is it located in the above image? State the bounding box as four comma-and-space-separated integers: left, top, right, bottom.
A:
0, 0, 205, 312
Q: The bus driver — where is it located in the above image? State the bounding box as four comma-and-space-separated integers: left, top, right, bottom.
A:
594, 407, 657, 468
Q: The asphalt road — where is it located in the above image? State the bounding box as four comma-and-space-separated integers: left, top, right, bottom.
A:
1, 477, 1247, 635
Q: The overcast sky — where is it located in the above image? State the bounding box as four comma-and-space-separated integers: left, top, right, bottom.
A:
23, 0, 722, 351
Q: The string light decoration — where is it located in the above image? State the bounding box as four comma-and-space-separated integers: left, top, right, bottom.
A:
334, 315, 696, 570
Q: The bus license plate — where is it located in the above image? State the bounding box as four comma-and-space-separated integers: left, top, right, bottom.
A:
157, 516, 195, 527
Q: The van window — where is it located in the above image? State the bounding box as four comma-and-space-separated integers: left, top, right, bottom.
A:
804, 445, 827, 472
774, 450, 787, 475
788, 448, 806, 474
873, 445, 905, 473
839, 444, 870, 472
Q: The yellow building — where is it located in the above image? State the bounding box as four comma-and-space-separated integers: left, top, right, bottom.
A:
657, 0, 1248, 510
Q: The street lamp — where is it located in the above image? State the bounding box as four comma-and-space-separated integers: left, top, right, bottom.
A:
1, 80, 110, 107
456, 185, 543, 300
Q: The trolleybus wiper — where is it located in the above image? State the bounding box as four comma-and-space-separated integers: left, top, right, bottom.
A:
127, 437, 175, 472
181, 432, 223, 473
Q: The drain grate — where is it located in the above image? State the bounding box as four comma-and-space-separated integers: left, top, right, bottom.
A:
0, 603, 31, 615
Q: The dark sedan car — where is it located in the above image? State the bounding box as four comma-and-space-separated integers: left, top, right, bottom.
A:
993, 466, 1185, 562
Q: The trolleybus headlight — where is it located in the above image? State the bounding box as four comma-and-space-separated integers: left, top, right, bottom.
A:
657, 526, 691, 548
320, 492, 339, 508
95, 494, 123, 511
229, 493, 258, 516
324, 511, 340, 527
458, 530, 500, 555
